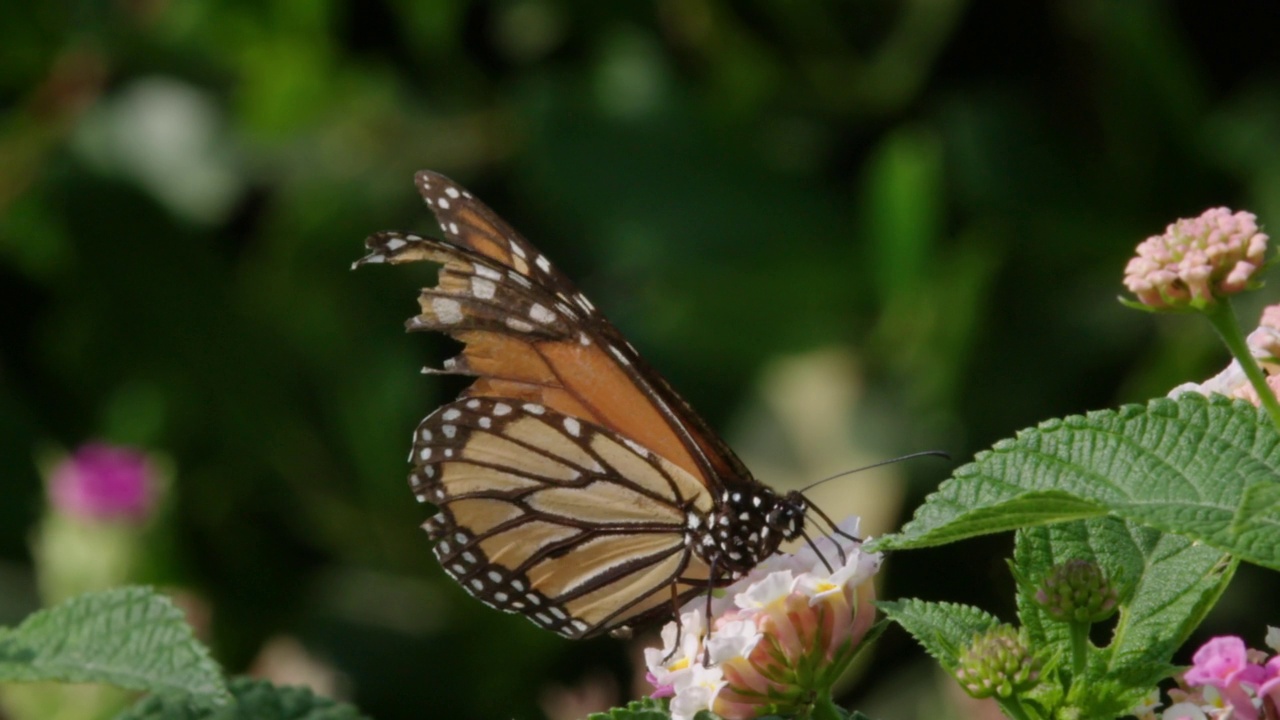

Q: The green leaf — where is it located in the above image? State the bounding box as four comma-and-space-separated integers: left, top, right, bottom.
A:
873, 395, 1280, 570
875, 599, 1000, 671
588, 698, 670, 720
116, 677, 371, 720
0, 586, 227, 704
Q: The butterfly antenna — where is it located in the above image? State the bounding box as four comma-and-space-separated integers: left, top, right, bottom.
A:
798, 450, 950, 494
798, 450, 950, 562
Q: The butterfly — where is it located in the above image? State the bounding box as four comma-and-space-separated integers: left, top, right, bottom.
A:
355, 171, 837, 639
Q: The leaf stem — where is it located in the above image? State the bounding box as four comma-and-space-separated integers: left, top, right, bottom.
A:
809, 688, 845, 720
1068, 621, 1088, 690
1204, 300, 1280, 432
994, 695, 1037, 720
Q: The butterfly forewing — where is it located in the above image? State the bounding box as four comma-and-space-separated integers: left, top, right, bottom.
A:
357, 229, 713, 484
412, 396, 714, 637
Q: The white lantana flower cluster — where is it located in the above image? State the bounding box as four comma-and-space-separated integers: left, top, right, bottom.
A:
644, 517, 880, 720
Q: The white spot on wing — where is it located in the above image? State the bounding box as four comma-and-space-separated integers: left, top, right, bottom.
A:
471, 276, 497, 300
536, 255, 551, 272
432, 297, 463, 324
563, 417, 581, 437
443, 409, 462, 421
506, 317, 535, 332
493, 403, 512, 416
529, 303, 556, 324
522, 403, 546, 415
445, 187, 461, 199
608, 344, 631, 365
438, 197, 451, 209
510, 241, 527, 258
474, 264, 502, 280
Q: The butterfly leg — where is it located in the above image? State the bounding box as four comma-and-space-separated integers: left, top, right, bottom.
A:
806, 502, 860, 565
798, 528, 836, 574
701, 556, 718, 666
661, 583, 683, 663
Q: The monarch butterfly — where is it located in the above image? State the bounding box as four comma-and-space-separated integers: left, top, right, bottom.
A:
355, 171, 835, 639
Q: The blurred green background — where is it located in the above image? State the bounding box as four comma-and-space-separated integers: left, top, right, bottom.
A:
3, 1, 1280, 718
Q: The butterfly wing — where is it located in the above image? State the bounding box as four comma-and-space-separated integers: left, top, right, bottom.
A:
411, 396, 713, 637
406, 170, 755, 486
355, 171, 764, 636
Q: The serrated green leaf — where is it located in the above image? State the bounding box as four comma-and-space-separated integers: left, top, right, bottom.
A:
873, 395, 1280, 570
875, 600, 1000, 671
588, 698, 670, 720
0, 586, 227, 703
116, 677, 371, 720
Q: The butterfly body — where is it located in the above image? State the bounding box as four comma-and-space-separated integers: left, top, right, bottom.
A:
356, 171, 809, 638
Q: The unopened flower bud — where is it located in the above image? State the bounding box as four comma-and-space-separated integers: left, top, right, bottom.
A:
953, 625, 1040, 699
1033, 559, 1119, 624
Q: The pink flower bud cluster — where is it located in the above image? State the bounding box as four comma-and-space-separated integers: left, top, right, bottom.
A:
1124, 208, 1268, 310
1133, 631, 1280, 720
644, 518, 880, 720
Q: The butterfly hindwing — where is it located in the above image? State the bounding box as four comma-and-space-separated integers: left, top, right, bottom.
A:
412, 396, 714, 637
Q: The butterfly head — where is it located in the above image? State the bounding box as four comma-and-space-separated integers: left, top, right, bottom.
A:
696, 487, 808, 577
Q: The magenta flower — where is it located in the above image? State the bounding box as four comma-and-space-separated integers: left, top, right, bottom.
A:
1123, 207, 1268, 310
48, 443, 158, 523
1183, 636, 1265, 720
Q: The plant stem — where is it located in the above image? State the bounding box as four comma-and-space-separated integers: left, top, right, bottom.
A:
1068, 621, 1088, 690
994, 695, 1037, 720
1205, 299, 1280, 432
810, 688, 844, 720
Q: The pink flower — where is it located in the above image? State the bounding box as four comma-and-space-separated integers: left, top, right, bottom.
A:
48, 443, 158, 523
1124, 208, 1268, 310
1183, 636, 1266, 720
645, 517, 880, 720
1258, 656, 1280, 714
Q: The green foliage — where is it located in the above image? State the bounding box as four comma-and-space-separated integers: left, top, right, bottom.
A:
0, 586, 226, 704
875, 600, 1000, 672
874, 394, 1280, 570
876, 393, 1273, 719
116, 678, 370, 720
587, 698, 670, 720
